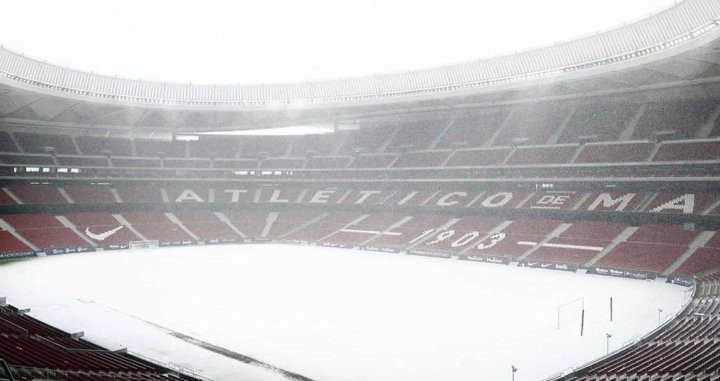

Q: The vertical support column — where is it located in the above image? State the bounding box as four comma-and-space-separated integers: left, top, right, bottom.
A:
8, 132, 23, 152
483, 108, 516, 147
429, 118, 456, 149
619, 104, 647, 141
379, 124, 402, 153
547, 105, 577, 145
697, 102, 720, 138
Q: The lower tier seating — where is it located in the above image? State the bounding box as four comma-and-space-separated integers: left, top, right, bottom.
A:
0, 306, 198, 381
1, 209, 718, 276
564, 273, 720, 380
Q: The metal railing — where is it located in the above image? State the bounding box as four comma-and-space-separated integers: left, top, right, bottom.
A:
127, 350, 216, 381
0, 359, 13, 381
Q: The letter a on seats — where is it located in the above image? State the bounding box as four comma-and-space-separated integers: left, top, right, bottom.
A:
650, 194, 695, 214
176, 189, 204, 202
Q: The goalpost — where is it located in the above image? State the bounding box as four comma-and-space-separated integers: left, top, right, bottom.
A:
557, 297, 585, 336
128, 240, 160, 250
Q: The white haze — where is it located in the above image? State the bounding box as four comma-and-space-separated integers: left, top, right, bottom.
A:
0, 0, 674, 84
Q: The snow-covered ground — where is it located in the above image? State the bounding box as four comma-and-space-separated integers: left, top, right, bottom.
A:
0, 244, 691, 381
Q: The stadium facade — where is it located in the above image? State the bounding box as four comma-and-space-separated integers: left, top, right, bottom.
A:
1, 0, 720, 380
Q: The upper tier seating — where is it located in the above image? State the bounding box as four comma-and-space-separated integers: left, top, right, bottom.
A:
164, 158, 211, 169
261, 157, 306, 169
4, 136, 720, 173
0, 132, 18, 152
306, 156, 352, 169
55, 155, 108, 167
436, 112, 506, 148
187, 136, 239, 158
339, 124, 398, 154
387, 120, 447, 150
213, 158, 259, 168
134, 140, 184, 158
14, 133, 76, 155
240, 136, 289, 157
289, 134, 337, 156
349, 153, 398, 168
392, 150, 451, 167
505, 144, 579, 165
111, 157, 161, 168
574, 141, 654, 163
653, 140, 720, 162
445, 148, 511, 166
76, 136, 133, 156
492, 102, 573, 146
1, 96, 718, 167
0, 153, 54, 165
632, 98, 718, 140
559, 101, 637, 143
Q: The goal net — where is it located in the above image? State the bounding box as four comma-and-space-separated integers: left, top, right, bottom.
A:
128, 240, 160, 250
557, 297, 585, 332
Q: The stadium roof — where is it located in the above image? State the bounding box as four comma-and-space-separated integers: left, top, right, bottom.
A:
0, 0, 719, 134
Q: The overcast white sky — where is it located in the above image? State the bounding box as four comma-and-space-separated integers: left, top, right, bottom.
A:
0, 0, 675, 85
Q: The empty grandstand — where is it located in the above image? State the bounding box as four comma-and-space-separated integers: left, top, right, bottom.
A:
1, 0, 720, 380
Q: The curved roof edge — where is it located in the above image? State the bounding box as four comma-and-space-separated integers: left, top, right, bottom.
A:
0, 0, 719, 108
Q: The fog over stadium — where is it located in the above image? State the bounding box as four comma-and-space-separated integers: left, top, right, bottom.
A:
1, 0, 674, 84
1, 1, 720, 381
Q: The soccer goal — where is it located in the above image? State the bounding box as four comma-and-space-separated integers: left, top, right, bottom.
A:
557, 297, 585, 335
128, 240, 160, 250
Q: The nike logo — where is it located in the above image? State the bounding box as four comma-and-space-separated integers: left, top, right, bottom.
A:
85, 226, 124, 241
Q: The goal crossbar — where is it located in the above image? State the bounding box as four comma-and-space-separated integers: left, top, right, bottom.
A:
557, 297, 585, 330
